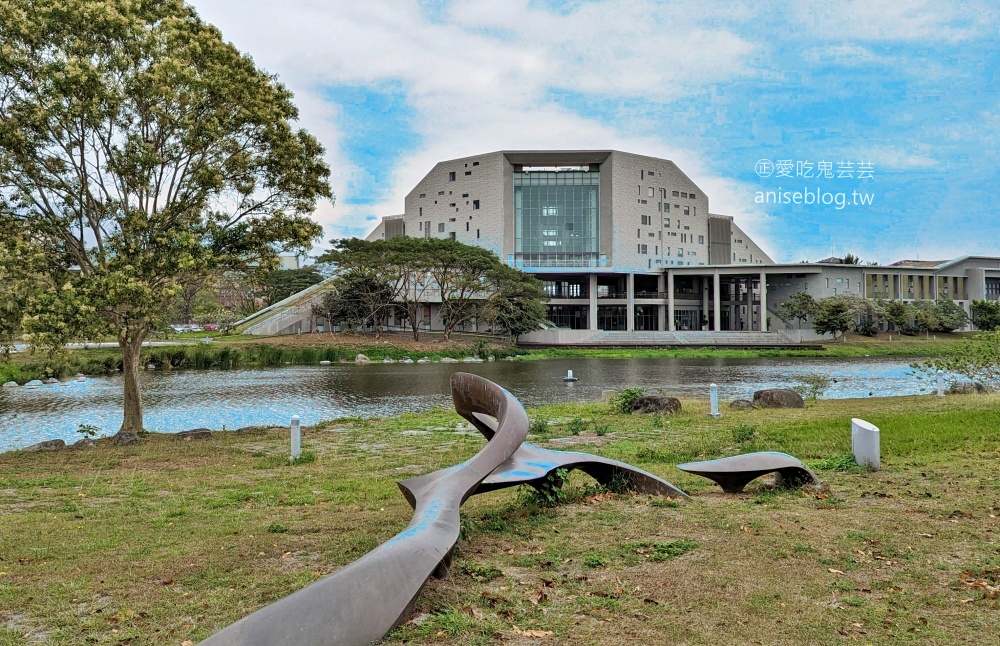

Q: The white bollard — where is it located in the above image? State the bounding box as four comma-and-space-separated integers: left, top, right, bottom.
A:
936, 369, 944, 397
851, 418, 880, 470
290, 415, 301, 460
563, 369, 578, 382
709, 383, 721, 418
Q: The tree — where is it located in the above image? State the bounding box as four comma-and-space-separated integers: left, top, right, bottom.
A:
777, 291, 818, 329
813, 298, 853, 340
920, 331, 1000, 389
0, 1, 331, 440
932, 298, 968, 332
426, 239, 503, 340
970, 300, 1000, 332
325, 272, 395, 337
884, 300, 907, 332
841, 253, 862, 265
908, 300, 939, 335
257, 267, 323, 308
481, 265, 548, 339
839, 294, 885, 337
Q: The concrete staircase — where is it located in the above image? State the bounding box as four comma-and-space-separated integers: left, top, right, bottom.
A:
519, 329, 809, 347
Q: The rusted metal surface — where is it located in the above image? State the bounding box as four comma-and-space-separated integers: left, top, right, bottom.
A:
203, 373, 686, 645
675, 451, 821, 493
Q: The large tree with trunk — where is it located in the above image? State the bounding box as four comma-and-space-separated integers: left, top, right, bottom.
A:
0, 0, 331, 441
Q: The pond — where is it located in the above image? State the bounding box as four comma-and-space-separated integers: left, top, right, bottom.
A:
0, 356, 935, 452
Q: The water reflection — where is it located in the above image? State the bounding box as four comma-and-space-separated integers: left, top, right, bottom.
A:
0, 357, 932, 452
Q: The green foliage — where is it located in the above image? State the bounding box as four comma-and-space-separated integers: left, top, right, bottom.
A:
970, 300, 1000, 332
932, 298, 968, 333
528, 416, 550, 436
257, 268, 323, 308
777, 292, 819, 327
266, 523, 288, 534
77, 424, 101, 438
583, 554, 606, 568
566, 417, 586, 436
610, 387, 646, 414
811, 455, 862, 472
594, 424, 610, 437
0, 0, 331, 432
793, 373, 831, 400
884, 300, 907, 331
730, 424, 758, 444
628, 538, 697, 561
813, 298, 853, 339
919, 331, 1000, 388
529, 468, 568, 507
459, 563, 503, 582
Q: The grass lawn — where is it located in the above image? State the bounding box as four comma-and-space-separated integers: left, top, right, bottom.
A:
1, 394, 999, 644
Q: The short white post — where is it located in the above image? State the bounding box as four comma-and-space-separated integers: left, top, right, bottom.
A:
936, 369, 944, 397
290, 415, 301, 460
851, 418, 880, 470
709, 383, 721, 418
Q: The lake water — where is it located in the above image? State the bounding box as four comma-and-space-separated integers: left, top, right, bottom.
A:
0, 357, 935, 452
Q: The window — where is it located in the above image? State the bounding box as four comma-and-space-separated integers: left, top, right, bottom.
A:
677, 248, 684, 257
476, 229, 480, 238
419, 221, 423, 231
438, 223, 445, 232
672, 190, 679, 197
648, 170, 655, 176
647, 187, 654, 197
641, 215, 651, 225
691, 206, 696, 216
638, 244, 648, 254
449, 232, 456, 240
438, 191, 445, 195
466, 222, 469, 231
681, 192, 688, 198
464, 171, 471, 176
449, 203, 456, 207
543, 229, 558, 236
663, 203, 670, 213
690, 193, 697, 199
472, 161, 479, 166
419, 193, 426, 198
648, 232, 654, 237
419, 207, 422, 217
472, 200, 480, 210
698, 235, 704, 244
462, 193, 469, 197
664, 218, 670, 227
825, 278, 830, 288
448, 171, 456, 181
683, 206, 690, 215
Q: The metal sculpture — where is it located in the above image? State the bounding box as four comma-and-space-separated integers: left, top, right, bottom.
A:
204, 373, 686, 646
675, 451, 821, 493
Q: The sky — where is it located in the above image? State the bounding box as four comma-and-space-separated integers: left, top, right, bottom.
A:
191, 0, 999, 264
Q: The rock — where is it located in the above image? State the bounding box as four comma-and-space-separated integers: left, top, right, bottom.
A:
176, 428, 212, 441
462, 357, 483, 363
417, 357, 430, 363
440, 357, 459, 363
354, 353, 369, 363
630, 395, 682, 415
71, 437, 95, 449
45, 377, 59, 384
145, 363, 156, 370
2, 381, 16, 388
729, 399, 755, 410
947, 381, 989, 395
24, 380, 43, 388
111, 430, 140, 446
23, 439, 66, 452
319, 360, 332, 365
752, 388, 805, 409
383, 357, 395, 363
487, 355, 495, 362
400, 356, 413, 364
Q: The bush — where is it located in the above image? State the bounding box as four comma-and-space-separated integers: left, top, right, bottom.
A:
730, 424, 758, 444
566, 417, 586, 435
792, 373, 831, 400
528, 416, 550, 436
610, 387, 646, 414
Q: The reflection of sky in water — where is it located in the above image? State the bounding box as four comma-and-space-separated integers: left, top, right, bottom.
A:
0, 357, 939, 452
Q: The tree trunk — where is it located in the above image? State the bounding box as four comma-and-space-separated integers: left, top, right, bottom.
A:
117, 325, 147, 439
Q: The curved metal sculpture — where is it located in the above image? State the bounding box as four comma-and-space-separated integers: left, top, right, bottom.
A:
204, 373, 686, 646
675, 451, 821, 493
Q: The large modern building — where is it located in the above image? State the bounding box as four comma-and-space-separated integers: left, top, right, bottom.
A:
235, 150, 1000, 342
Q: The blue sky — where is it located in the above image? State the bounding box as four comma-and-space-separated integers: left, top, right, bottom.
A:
193, 0, 998, 264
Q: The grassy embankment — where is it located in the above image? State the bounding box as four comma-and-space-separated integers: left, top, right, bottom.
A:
0, 331, 971, 385
1, 393, 998, 644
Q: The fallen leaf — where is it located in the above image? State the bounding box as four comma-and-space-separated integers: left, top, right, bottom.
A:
828, 568, 845, 575
182, 642, 194, 646
461, 605, 484, 620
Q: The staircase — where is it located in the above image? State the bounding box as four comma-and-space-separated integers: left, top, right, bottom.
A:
519, 329, 813, 348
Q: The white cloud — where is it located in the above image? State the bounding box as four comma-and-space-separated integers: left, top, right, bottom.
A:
790, 0, 998, 43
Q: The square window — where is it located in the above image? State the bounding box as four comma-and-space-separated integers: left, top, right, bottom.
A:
647, 187, 654, 197
648, 170, 655, 176
690, 193, 697, 199
464, 171, 471, 175
448, 171, 456, 181
672, 190, 679, 197
438, 223, 445, 232
449, 232, 456, 240
683, 206, 690, 215
472, 200, 480, 210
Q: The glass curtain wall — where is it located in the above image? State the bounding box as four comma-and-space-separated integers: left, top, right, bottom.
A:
513, 171, 599, 267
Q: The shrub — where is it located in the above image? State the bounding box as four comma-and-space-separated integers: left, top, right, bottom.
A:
528, 416, 550, 436
566, 417, 586, 435
730, 423, 758, 444
610, 387, 646, 414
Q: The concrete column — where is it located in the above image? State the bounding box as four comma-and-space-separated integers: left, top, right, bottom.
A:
588, 274, 598, 330
667, 271, 676, 331
658, 273, 666, 331
626, 273, 635, 331
701, 277, 709, 330
713, 270, 721, 332
759, 270, 767, 332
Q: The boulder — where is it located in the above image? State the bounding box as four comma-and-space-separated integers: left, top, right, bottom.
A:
417, 357, 430, 363
45, 377, 60, 384
72, 437, 95, 449
319, 360, 332, 365
630, 395, 682, 415
947, 381, 989, 395
24, 379, 43, 388
729, 399, 755, 410
439, 357, 459, 363
383, 357, 395, 363
752, 388, 805, 409
354, 353, 369, 363
400, 356, 413, 364
2, 381, 17, 388
23, 439, 66, 452
176, 428, 212, 441
112, 430, 140, 446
